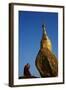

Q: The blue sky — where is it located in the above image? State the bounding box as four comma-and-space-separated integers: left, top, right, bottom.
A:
19, 11, 58, 77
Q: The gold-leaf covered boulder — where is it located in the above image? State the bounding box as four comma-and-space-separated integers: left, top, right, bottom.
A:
35, 24, 58, 77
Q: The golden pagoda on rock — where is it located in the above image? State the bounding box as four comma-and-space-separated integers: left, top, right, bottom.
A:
35, 24, 58, 77
41, 24, 52, 51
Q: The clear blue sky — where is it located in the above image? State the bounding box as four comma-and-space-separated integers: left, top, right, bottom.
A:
19, 11, 58, 77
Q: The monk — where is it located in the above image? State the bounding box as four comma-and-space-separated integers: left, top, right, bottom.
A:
24, 63, 31, 78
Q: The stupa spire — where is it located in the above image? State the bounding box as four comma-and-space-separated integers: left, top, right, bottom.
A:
42, 24, 47, 36
41, 24, 52, 51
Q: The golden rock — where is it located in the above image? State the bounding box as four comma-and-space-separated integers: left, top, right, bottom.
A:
35, 24, 58, 77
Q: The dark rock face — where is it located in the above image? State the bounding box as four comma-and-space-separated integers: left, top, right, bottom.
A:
35, 48, 58, 77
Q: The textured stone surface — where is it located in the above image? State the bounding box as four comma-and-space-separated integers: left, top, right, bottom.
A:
35, 48, 58, 77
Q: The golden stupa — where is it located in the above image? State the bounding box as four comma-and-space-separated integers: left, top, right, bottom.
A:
41, 24, 52, 51
35, 24, 58, 77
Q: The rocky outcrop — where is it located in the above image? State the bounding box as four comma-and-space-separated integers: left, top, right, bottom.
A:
35, 48, 58, 77
35, 24, 58, 77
